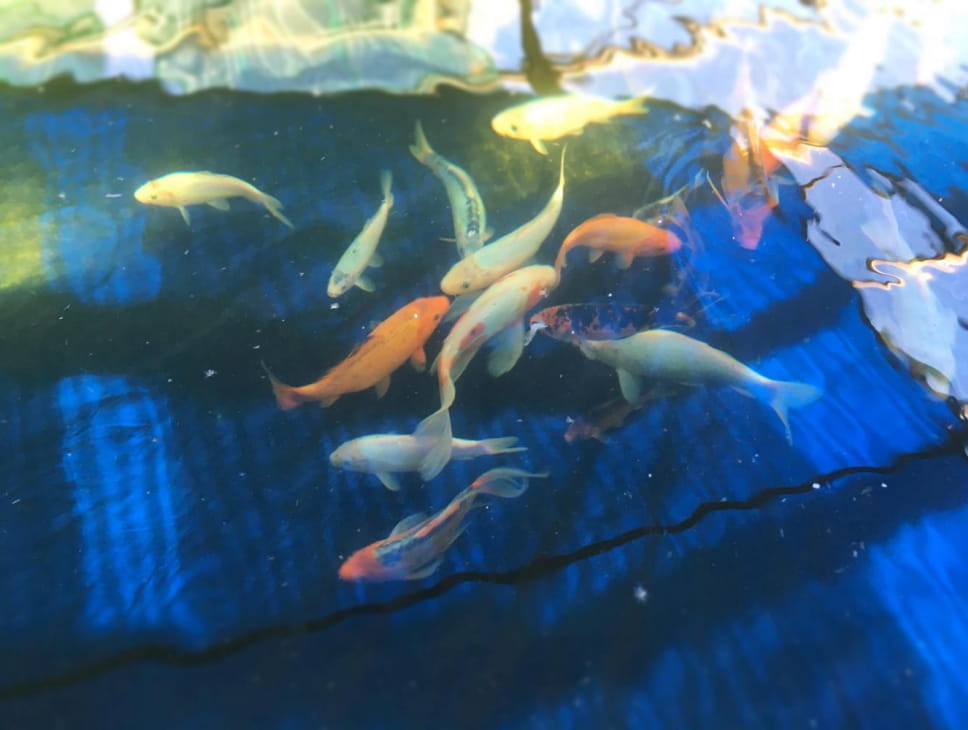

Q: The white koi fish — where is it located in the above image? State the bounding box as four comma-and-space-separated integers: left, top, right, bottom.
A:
134, 171, 293, 227
339, 468, 546, 582
409, 121, 490, 258
578, 329, 822, 443
328, 171, 393, 297
416, 265, 559, 481
491, 93, 648, 154
440, 148, 566, 295
329, 432, 526, 491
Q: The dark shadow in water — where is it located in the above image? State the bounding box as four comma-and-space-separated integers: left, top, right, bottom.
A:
518, 0, 564, 95
0, 435, 959, 701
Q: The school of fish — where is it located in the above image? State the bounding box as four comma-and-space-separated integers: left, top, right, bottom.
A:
132, 92, 823, 583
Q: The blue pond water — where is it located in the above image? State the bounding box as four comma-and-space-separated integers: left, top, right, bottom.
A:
0, 78, 966, 729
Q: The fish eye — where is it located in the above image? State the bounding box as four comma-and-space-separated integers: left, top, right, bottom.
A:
461, 282, 469, 290
510, 124, 518, 132
433, 313, 441, 321
150, 194, 157, 200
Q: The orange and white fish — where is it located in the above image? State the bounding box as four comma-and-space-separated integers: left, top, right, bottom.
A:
338, 467, 546, 582
554, 213, 682, 272
263, 296, 450, 410
440, 149, 566, 295
578, 329, 821, 443
134, 171, 293, 227
708, 111, 784, 250
417, 265, 559, 480
329, 432, 525, 491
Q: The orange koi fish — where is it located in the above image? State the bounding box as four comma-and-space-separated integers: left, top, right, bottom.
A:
415, 265, 559, 481
338, 468, 546, 581
263, 296, 450, 410
554, 214, 682, 272
709, 110, 784, 250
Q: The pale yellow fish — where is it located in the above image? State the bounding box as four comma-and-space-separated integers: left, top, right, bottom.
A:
440, 148, 566, 295
134, 171, 293, 227
491, 93, 648, 154
329, 432, 526, 491
578, 329, 822, 443
328, 171, 393, 298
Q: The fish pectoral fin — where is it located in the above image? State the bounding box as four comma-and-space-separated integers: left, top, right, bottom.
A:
405, 557, 445, 581
481, 227, 495, 243
374, 375, 391, 399
616, 252, 635, 269
391, 512, 429, 536
207, 199, 230, 211
487, 324, 525, 377
178, 206, 191, 226
368, 252, 384, 268
617, 369, 643, 403
356, 275, 376, 292
410, 346, 427, 372
439, 236, 457, 243
319, 394, 339, 407
588, 248, 606, 263
444, 292, 481, 323
530, 138, 549, 155
376, 472, 402, 492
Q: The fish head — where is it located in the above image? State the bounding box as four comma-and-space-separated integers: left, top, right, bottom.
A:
327, 270, 351, 298
329, 442, 362, 470
338, 546, 388, 581
414, 295, 451, 325
133, 180, 174, 207
440, 259, 487, 296
523, 266, 560, 307
491, 107, 529, 141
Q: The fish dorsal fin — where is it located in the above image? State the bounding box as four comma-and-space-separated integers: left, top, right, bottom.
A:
390, 512, 428, 537
587, 213, 619, 222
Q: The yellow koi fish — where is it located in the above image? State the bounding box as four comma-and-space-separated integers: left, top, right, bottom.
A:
409, 121, 490, 258
338, 468, 546, 582
578, 329, 822, 443
417, 265, 559, 481
329, 432, 525, 491
328, 171, 393, 297
491, 93, 648, 154
134, 171, 293, 227
440, 148, 566, 295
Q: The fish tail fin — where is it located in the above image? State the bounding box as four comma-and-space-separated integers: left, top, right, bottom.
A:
477, 436, 528, 456
409, 121, 432, 162
414, 407, 454, 481
260, 361, 304, 411
617, 96, 649, 117
261, 194, 294, 228
470, 467, 548, 499
380, 170, 394, 208
764, 380, 823, 444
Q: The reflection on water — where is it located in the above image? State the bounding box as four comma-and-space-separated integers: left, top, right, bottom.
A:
1, 1, 968, 729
